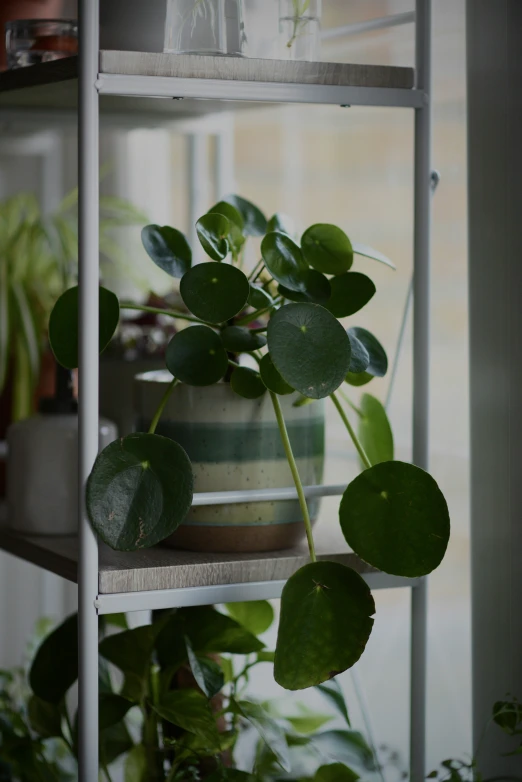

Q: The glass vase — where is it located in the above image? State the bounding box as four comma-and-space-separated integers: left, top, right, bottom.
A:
164, 0, 246, 57
279, 0, 322, 61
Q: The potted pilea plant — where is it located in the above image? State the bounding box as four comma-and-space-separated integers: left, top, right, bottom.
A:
48, 194, 451, 692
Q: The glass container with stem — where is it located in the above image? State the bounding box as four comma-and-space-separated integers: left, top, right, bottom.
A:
164, 0, 247, 56
279, 0, 322, 61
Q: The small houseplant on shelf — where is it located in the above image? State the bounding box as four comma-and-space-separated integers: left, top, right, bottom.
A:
49, 193, 451, 693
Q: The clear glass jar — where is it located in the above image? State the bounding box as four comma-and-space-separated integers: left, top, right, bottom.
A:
279, 0, 322, 61
164, 0, 246, 57
5, 20, 78, 70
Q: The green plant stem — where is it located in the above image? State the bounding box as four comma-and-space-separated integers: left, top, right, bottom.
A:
250, 325, 267, 334
120, 302, 208, 326
338, 388, 365, 419
148, 379, 179, 435
270, 391, 317, 562
330, 391, 372, 470
247, 259, 264, 282
235, 297, 282, 327
102, 765, 114, 782
228, 358, 241, 369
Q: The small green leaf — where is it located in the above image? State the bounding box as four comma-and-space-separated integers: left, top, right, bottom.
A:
166, 325, 228, 386
314, 764, 360, 782
49, 286, 120, 370
231, 367, 267, 399
352, 241, 396, 270
325, 272, 376, 318
221, 326, 267, 352
29, 614, 78, 703
234, 700, 291, 772
275, 562, 374, 690
180, 262, 250, 324
345, 371, 373, 387
347, 327, 387, 377
208, 200, 244, 230
287, 711, 333, 735
260, 353, 294, 395
196, 213, 230, 261
99, 694, 133, 730
358, 394, 394, 466
267, 212, 294, 235
86, 432, 194, 551
141, 224, 192, 277
316, 679, 351, 726
224, 194, 268, 236
248, 284, 273, 309
185, 636, 225, 698
268, 303, 351, 399
340, 461, 450, 577
28, 696, 63, 738
154, 690, 220, 747
347, 332, 370, 374
261, 232, 308, 292
279, 269, 331, 304
301, 224, 353, 275
225, 601, 274, 635
124, 745, 147, 782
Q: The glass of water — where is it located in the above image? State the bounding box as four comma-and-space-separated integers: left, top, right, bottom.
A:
279, 0, 322, 61
164, 0, 246, 56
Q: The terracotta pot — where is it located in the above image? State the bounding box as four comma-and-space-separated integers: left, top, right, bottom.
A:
0, 0, 64, 69
134, 371, 325, 553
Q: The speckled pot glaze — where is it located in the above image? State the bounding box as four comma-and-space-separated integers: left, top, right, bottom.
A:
134, 371, 325, 552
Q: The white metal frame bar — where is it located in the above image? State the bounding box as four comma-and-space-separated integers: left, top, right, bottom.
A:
321, 11, 415, 41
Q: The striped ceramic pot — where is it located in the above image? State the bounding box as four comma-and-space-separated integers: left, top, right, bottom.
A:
134, 371, 325, 553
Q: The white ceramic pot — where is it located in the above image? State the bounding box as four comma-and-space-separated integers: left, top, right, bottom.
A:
134, 371, 325, 552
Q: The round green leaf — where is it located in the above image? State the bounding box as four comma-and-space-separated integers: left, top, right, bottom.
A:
261, 231, 309, 292
49, 285, 119, 370
301, 224, 353, 275
166, 326, 228, 386
325, 272, 376, 318
86, 432, 194, 551
274, 561, 375, 690
345, 371, 373, 387
347, 327, 388, 377
30, 614, 78, 703
224, 194, 268, 236
230, 367, 266, 399
358, 393, 394, 466
225, 600, 275, 635
347, 331, 370, 374
314, 764, 360, 782
180, 262, 249, 324
248, 284, 273, 309
267, 303, 351, 399
196, 213, 230, 261
279, 269, 331, 304
141, 224, 192, 278
259, 353, 294, 395
340, 461, 450, 577
208, 200, 244, 230
221, 326, 267, 352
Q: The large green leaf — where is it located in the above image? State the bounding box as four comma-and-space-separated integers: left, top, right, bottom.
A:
352, 242, 396, 270
141, 225, 191, 278
185, 636, 225, 698
268, 303, 351, 399
261, 232, 308, 292
154, 690, 220, 747
225, 601, 274, 635
29, 614, 78, 704
166, 325, 228, 386
230, 367, 267, 399
316, 679, 351, 726
224, 194, 268, 236
124, 745, 147, 782
301, 224, 353, 275
99, 694, 133, 730
100, 722, 134, 767
347, 327, 387, 378
234, 700, 291, 772
274, 561, 375, 690
358, 393, 394, 466
86, 432, 194, 551
196, 213, 230, 261
27, 696, 63, 739
99, 624, 157, 682
180, 262, 250, 324
314, 764, 359, 782
340, 461, 450, 577
48, 285, 120, 370
279, 270, 331, 304
325, 272, 376, 318
221, 325, 267, 352
259, 353, 294, 395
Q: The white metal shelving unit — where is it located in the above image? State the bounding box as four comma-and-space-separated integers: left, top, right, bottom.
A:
0, 1, 432, 779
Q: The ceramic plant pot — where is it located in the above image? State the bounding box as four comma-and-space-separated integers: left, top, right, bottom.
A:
134, 371, 325, 553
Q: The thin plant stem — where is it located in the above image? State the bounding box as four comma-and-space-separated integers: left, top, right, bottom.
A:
338, 388, 365, 419
270, 391, 317, 562
247, 258, 264, 282
120, 302, 209, 326
235, 297, 282, 327
102, 766, 114, 782
148, 379, 178, 435
250, 325, 267, 334
228, 358, 241, 369
330, 391, 372, 470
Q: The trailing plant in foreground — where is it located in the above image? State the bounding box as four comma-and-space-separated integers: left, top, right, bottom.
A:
49, 194, 451, 692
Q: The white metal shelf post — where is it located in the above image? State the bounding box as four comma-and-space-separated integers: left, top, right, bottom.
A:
78, 0, 100, 778
411, 0, 432, 778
